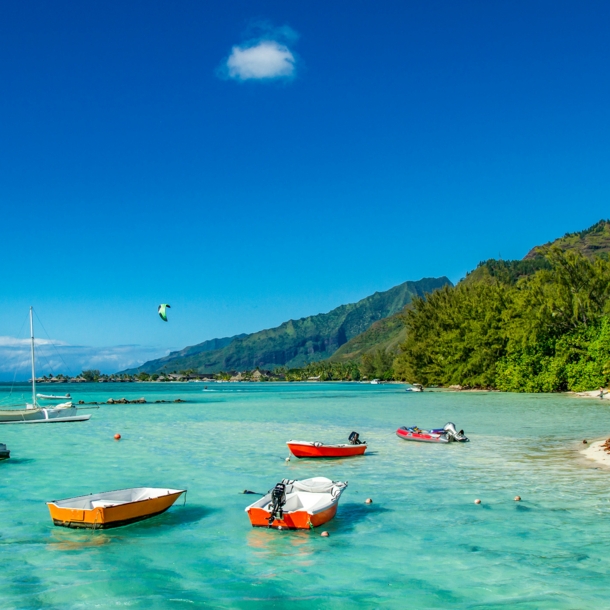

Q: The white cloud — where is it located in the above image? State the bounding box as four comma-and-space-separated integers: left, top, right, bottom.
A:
0, 338, 173, 381
221, 23, 299, 82
226, 41, 295, 80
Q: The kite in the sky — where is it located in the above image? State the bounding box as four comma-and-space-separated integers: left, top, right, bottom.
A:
158, 304, 171, 322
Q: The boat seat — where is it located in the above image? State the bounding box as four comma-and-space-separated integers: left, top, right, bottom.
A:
91, 500, 130, 509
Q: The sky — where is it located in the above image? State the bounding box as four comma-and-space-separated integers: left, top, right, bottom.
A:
1, 0, 609, 378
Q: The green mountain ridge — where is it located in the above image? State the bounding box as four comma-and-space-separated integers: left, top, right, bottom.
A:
524, 219, 610, 260
327, 310, 407, 362
393, 219, 610, 391
123, 334, 247, 374
463, 220, 610, 286
122, 277, 451, 374
331, 219, 610, 372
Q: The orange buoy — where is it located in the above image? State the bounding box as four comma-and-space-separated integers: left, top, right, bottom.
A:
474, 499, 481, 505
114, 433, 121, 440
321, 531, 329, 537
514, 496, 521, 502
365, 498, 373, 504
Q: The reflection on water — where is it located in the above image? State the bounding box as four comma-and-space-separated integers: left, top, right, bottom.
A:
246, 527, 317, 567
46, 529, 113, 551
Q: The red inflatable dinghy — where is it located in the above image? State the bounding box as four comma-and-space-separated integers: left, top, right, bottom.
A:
396, 423, 469, 443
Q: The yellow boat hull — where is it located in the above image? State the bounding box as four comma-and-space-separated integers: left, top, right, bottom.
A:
47, 489, 185, 529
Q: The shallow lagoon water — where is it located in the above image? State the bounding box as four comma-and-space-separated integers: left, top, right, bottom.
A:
1, 382, 610, 609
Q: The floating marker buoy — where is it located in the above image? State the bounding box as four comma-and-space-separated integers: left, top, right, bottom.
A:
285, 457, 290, 462
114, 433, 121, 440
365, 498, 373, 504
277, 526, 283, 530
321, 531, 329, 537
474, 499, 481, 505
514, 496, 521, 502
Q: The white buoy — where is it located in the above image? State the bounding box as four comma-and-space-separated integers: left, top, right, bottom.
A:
321, 531, 329, 537
514, 496, 521, 502
285, 457, 290, 462
474, 499, 481, 505
365, 498, 373, 504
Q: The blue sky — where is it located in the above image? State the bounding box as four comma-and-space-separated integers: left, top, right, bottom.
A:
1, 1, 609, 378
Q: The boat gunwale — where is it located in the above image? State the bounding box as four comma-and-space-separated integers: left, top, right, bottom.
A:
286, 440, 367, 449
47, 487, 187, 508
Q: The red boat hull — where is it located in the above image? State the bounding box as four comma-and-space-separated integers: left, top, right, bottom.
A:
396, 428, 448, 443
247, 503, 338, 529
287, 442, 367, 458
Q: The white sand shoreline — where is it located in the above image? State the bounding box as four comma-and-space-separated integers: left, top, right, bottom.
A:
573, 389, 610, 400
581, 438, 610, 467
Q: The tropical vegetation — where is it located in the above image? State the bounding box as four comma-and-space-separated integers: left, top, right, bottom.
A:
394, 247, 610, 391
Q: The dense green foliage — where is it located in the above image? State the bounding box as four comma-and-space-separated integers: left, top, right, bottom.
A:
81, 369, 101, 381
274, 361, 362, 381
394, 248, 610, 391
122, 277, 450, 375
463, 258, 551, 286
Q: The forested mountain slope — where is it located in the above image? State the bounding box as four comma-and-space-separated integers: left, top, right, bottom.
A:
123, 276, 450, 374
122, 334, 246, 375
394, 220, 610, 391
525, 219, 610, 260
327, 311, 407, 363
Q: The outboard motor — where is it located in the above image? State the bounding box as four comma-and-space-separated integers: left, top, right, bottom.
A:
349, 431, 364, 445
443, 422, 469, 442
268, 482, 287, 525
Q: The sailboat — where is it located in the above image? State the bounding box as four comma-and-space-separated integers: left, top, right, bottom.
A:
0, 308, 91, 424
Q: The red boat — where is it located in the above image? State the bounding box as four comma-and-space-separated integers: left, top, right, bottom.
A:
245, 477, 348, 529
287, 431, 367, 458
396, 423, 469, 443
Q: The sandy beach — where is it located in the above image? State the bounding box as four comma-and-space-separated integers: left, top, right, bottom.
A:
574, 389, 610, 400
581, 438, 610, 467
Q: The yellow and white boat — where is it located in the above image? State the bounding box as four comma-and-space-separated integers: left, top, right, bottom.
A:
47, 487, 186, 529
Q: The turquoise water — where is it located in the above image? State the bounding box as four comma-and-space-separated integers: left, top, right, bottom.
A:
1, 382, 610, 609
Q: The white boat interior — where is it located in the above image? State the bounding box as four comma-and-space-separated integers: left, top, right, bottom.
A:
246, 477, 347, 515
48, 487, 186, 510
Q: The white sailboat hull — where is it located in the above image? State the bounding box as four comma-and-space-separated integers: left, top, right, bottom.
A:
0, 408, 91, 424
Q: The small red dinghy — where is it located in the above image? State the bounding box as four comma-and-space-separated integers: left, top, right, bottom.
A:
287, 431, 367, 458
396, 423, 469, 444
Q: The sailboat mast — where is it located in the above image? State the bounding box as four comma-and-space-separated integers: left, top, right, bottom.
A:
30, 307, 36, 407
